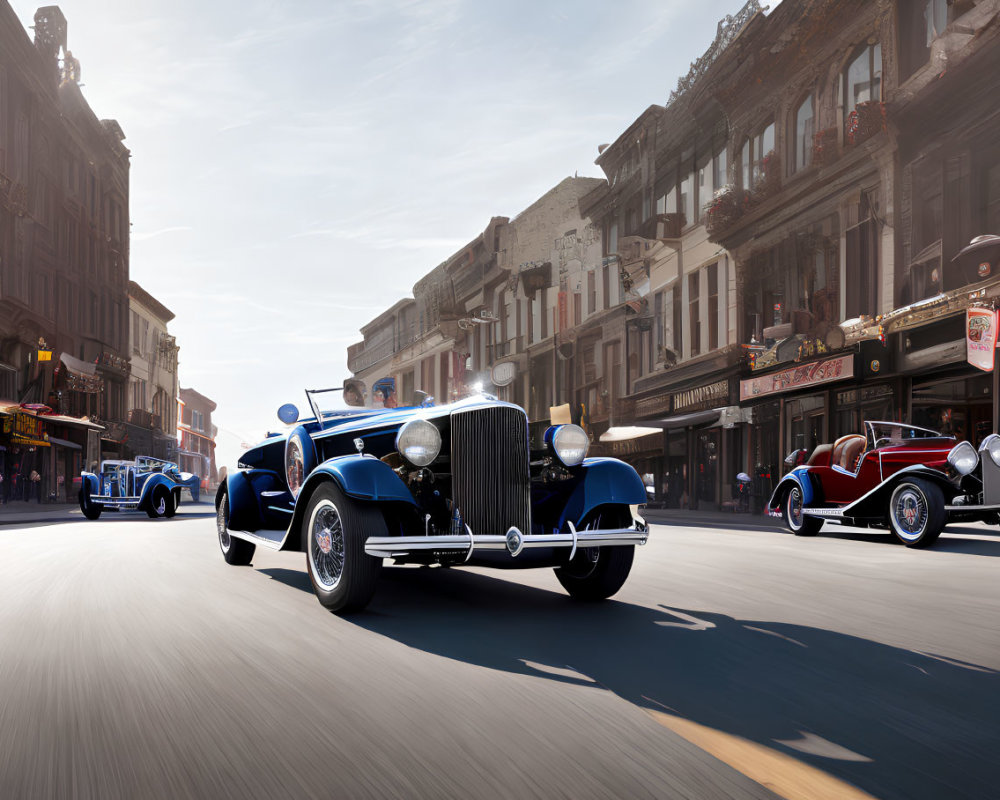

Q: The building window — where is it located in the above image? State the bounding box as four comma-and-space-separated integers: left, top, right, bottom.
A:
707, 263, 719, 351
588, 271, 596, 315
792, 94, 814, 173
671, 283, 683, 358
605, 218, 619, 256
654, 290, 664, 350
713, 147, 728, 191
680, 170, 694, 227
844, 43, 882, 115
901, 0, 949, 79
655, 173, 677, 215
688, 272, 701, 357
740, 123, 775, 191
846, 194, 879, 318
602, 263, 611, 309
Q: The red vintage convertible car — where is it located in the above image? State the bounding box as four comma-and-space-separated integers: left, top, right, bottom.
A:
769, 421, 1000, 547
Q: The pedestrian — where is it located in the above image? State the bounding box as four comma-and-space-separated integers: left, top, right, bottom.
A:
29, 469, 41, 503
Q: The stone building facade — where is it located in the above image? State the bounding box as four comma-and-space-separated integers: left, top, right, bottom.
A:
348, 176, 613, 444
127, 281, 180, 460
177, 387, 217, 491
1, 3, 130, 500
347, 0, 1000, 511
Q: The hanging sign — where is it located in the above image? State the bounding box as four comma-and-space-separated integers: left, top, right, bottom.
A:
966, 307, 997, 372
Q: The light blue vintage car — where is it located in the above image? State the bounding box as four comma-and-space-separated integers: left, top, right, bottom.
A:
79, 456, 201, 520
216, 383, 649, 613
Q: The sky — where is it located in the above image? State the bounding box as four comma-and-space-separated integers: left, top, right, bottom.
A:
12, 0, 776, 471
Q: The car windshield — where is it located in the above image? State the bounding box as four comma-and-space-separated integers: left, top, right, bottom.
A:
305, 388, 359, 421
865, 421, 944, 448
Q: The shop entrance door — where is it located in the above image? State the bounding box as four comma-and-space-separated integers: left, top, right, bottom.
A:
696, 429, 720, 509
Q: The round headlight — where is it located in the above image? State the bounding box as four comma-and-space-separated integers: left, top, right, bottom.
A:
552, 424, 589, 467
947, 440, 979, 476
981, 434, 1000, 467
396, 419, 441, 467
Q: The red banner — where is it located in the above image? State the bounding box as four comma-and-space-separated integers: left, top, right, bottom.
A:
966, 307, 997, 372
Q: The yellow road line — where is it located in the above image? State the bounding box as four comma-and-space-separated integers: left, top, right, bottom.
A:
644, 707, 880, 800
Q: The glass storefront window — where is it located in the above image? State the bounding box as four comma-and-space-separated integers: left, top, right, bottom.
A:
912, 374, 991, 445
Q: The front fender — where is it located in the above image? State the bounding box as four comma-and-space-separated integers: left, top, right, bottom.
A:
284, 455, 417, 552
769, 468, 813, 511
138, 474, 171, 507
80, 472, 100, 498
844, 464, 959, 518
557, 457, 647, 530
80, 472, 101, 494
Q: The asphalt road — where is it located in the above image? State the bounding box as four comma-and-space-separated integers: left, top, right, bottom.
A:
0, 510, 998, 800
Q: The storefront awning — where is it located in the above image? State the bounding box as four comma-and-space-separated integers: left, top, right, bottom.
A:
40, 413, 105, 431
47, 436, 82, 450
653, 409, 722, 430
599, 426, 663, 443
57, 353, 103, 394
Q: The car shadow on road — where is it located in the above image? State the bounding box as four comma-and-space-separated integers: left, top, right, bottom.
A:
277, 565, 1000, 800
806, 526, 1000, 557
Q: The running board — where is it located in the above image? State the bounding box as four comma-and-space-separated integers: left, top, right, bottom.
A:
802, 508, 847, 519
227, 528, 286, 550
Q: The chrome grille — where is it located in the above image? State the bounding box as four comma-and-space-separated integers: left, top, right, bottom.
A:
450, 406, 531, 536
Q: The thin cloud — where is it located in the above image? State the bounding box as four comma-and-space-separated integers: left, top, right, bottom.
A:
131, 226, 193, 242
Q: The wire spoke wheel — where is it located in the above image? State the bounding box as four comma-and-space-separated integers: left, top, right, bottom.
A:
217, 489, 255, 565
784, 483, 822, 536
787, 488, 804, 529
217, 494, 231, 552
302, 482, 383, 613
308, 500, 346, 590
888, 479, 945, 548
892, 486, 928, 539
555, 506, 634, 601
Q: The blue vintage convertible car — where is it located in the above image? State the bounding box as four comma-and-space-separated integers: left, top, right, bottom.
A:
79, 456, 200, 520
215, 384, 649, 613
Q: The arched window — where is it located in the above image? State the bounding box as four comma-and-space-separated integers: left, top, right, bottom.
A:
792, 94, 814, 173
844, 43, 882, 114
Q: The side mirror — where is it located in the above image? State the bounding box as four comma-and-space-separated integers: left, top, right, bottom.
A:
277, 403, 300, 424
343, 378, 366, 407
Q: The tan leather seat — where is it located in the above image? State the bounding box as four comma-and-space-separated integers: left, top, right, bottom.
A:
832, 434, 866, 472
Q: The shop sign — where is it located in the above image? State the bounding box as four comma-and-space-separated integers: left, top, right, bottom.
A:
861, 384, 893, 403
966, 307, 997, 372
673, 379, 730, 413
9, 412, 50, 446
15, 412, 46, 440
836, 384, 893, 407
740, 354, 854, 401
634, 394, 671, 418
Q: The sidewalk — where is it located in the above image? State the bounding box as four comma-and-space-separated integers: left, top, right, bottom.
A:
0, 501, 82, 526
0, 499, 215, 526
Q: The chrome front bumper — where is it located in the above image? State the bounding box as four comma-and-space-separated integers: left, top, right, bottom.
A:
364, 520, 649, 561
